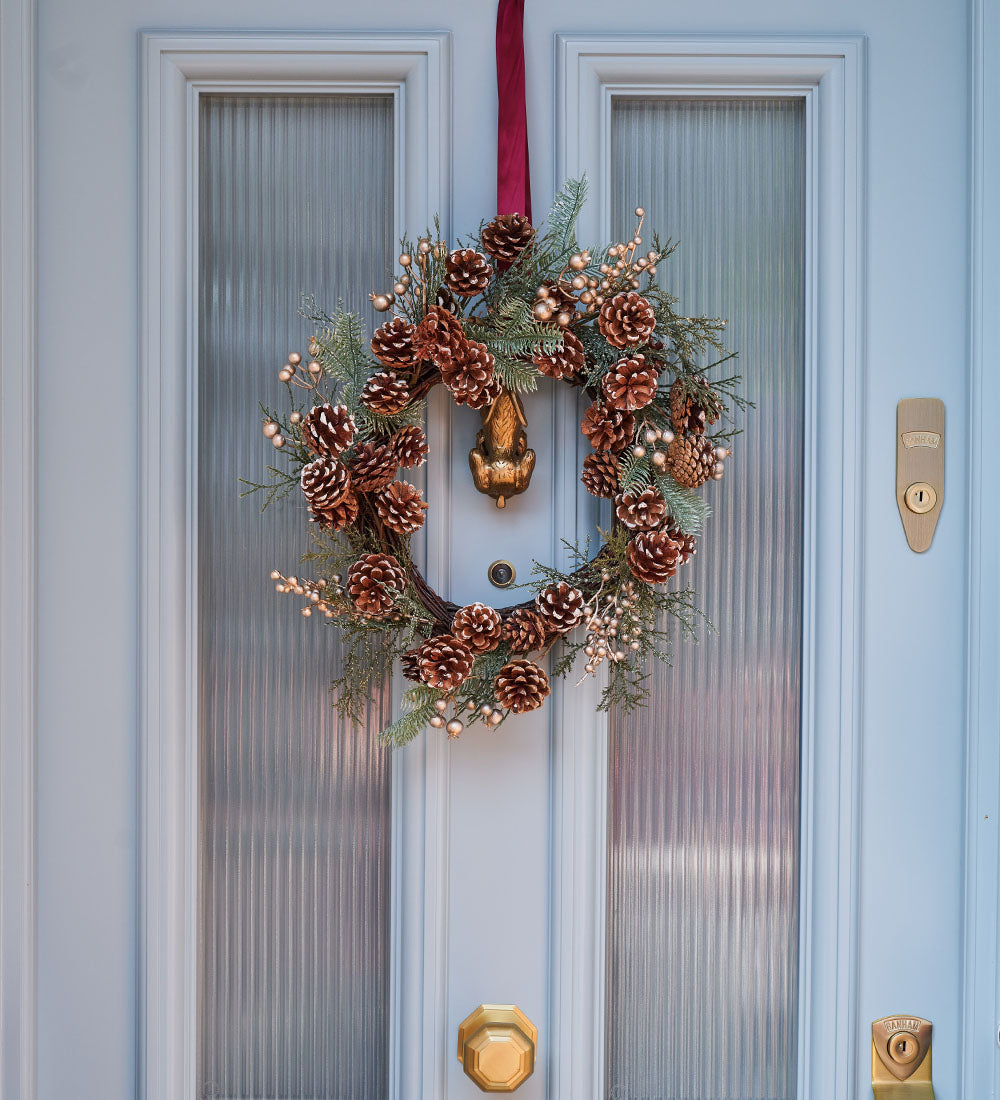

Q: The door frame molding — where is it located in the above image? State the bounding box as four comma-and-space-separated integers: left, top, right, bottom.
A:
552, 35, 866, 1098
137, 32, 451, 1099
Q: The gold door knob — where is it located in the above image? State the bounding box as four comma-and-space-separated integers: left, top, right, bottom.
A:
457, 1004, 537, 1093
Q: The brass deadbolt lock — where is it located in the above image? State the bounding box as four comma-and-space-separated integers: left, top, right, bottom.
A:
872, 1015, 934, 1098
457, 1004, 537, 1092
896, 399, 944, 552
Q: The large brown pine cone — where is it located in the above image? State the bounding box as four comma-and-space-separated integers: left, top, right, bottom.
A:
666, 433, 715, 488
371, 317, 417, 368
300, 403, 355, 457
451, 603, 504, 654
602, 354, 659, 411
300, 456, 352, 511
414, 305, 468, 367
391, 425, 429, 468
445, 248, 494, 297
454, 374, 503, 410
347, 552, 407, 617
502, 608, 548, 654
348, 441, 397, 493
361, 370, 411, 416
535, 581, 585, 633
581, 451, 620, 498
581, 401, 635, 454
626, 527, 696, 585
493, 659, 551, 714
481, 213, 535, 263
375, 480, 428, 535
533, 329, 586, 380
418, 633, 475, 691
440, 340, 496, 403
615, 487, 667, 531
309, 490, 359, 531
598, 291, 656, 349
668, 376, 723, 435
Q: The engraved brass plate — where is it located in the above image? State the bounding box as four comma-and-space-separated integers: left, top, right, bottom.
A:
457, 1004, 537, 1093
872, 1015, 934, 1099
896, 399, 944, 552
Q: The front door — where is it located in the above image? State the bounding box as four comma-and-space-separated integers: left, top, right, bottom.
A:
17, 3, 996, 1100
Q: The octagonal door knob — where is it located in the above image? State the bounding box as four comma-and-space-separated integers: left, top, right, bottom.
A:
457, 1004, 537, 1092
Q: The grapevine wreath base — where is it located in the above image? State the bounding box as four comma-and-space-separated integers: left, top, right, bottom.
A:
249, 180, 747, 746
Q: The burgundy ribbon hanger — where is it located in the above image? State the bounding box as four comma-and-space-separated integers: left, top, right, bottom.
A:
495, 0, 531, 222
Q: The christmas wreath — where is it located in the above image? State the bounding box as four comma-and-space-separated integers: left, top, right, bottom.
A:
248, 179, 746, 745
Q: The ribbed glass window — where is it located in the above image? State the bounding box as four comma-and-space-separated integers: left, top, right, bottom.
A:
197, 94, 394, 1099
605, 98, 805, 1099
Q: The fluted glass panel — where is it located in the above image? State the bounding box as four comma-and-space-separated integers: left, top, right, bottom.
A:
197, 95, 394, 1099
606, 98, 805, 1100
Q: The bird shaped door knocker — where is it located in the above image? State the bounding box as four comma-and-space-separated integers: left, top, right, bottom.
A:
468, 388, 536, 508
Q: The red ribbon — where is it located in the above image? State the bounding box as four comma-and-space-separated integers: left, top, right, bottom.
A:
495, 0, 531, 222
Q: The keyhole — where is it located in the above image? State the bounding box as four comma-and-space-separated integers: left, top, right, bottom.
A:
888, 1030, 920, 1065
898, 1039, 908, 1054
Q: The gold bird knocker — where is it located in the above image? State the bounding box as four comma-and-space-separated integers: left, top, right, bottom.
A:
469, 388, 536, 508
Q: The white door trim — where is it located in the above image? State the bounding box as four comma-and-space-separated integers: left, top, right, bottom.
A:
0, 0, 38, 1097
552, 35, 866, 1099
137, 32, 451, 1100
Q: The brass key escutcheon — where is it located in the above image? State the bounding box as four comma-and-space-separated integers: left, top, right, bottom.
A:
872, 1015, 934, 1099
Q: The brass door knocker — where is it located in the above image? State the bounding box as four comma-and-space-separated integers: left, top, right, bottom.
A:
469, 388, 536, 508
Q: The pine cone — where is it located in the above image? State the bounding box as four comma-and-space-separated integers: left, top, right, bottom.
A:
414, 305, 468, 367
440, 340, 495, 403
666, 433, 715, 489
371, 317, 417, 368
401, 646, 422, 682
418, 633, 475, 691
451, 603, 504, 654
626, 527, 696, 585
481, 213, 535, 263
361, 370, 411, 415
615, 487, 667, 531
598, 291, 656, 349
493, 659, 551, 714
581, 451, 619, 498
581, 401, 635, 454
347, 552, 407, 617
391, 425, 429, 468
300, 403, 355, 457
445, 248, 493, 297
375, 480, 428, 535
300, 456, 352, 511
454, 374, 503, 410
502, 608, 548, 654
533, 329, 586, 380
535, 581, 585, 633
668, 376, 723, 435
348, 441, 398, 493
602, 354, 659, 411
310, 490, 359, 531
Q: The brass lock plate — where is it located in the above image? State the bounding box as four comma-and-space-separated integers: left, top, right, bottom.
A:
872, 1015, 934, 1098
896, 399, 944, 552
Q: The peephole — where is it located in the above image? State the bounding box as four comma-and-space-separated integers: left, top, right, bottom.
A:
488, 559, 516, 589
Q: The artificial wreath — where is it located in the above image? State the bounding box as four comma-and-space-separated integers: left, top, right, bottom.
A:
248, 179, 747, 746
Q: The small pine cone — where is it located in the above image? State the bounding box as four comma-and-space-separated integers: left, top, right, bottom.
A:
347, 552, 407, 617
535, 581, 585, 633
666, 433, 715, 489
533, 329, 586, 380
626, 528, 695, 585
602, 354, 659, 411
301, 456, 352, 511
301, 403, 355, 457
361, 370, 411, 416
581, 451, 620, 498
493, 659, 551, 715
370, 317, 417, 368
418, 633, 475, 691
400, 646, 422, 683
348, 441, 398, 493
615, 487, 667, 531
454, 374, 503, 410
581, 401, 635, 454
481, 213, 535, 263
391, 425, 429, 468
310, 489, 359, 531
668, 376, 723, 435
414, 305, 468, 367
451, 603, 504, 654
598, 291, 656, 349
440, 339, 496, 401
445, 248, 494, 297
375, 480, 428, 535
503, 608, 548, 654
